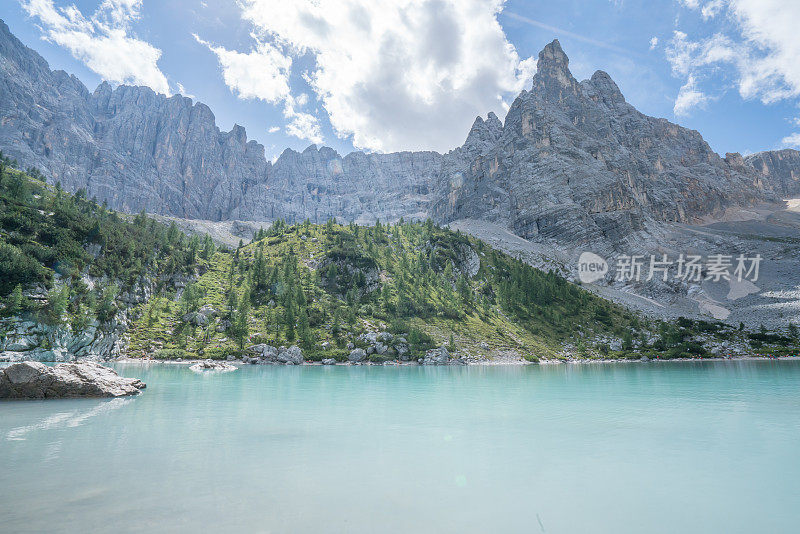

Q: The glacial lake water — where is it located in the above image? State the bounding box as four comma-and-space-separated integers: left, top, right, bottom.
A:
2, 360, 800, 533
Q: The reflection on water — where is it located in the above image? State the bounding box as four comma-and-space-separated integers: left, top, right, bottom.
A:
6, 397, 133, 441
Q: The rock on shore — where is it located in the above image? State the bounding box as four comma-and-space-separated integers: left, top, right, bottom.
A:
0, 361, 146, 399
189, 360, 237, 373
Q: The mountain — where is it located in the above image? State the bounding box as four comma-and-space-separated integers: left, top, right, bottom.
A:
0, 20, 797, 248
0, 19, 440, 223
430, 40, 779, 247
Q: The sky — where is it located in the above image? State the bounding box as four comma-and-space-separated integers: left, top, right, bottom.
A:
4, 0, 800, 161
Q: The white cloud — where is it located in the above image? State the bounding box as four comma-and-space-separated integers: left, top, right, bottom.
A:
667, 0, 800, 142
649, 36, 658, 50
700, 0, 724, 19
674, 75, 709, 115
268, 126, 280, 133
194, 34, 324, 144
282, 95, 323, 144
782, 132, 800, 148
193, 34, 291, 103
198, 0, 533, 153
21, 0, 170, 94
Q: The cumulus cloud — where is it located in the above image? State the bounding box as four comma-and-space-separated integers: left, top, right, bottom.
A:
282, 95, 324, 144
197, 0, 534, 152
649, 37, 658, 50
194, 33, 322, 144
21, 0, 170, 94
193, 34, 291, 103
667, 0, 800, 139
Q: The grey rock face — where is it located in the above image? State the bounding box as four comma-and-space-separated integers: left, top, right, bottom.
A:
0, 361, 145, 399
430, 39, 778, 249
0, 22, 795, 251
0, 20, 439, 223
745, 149, 800, 197
0, 318, 123, 362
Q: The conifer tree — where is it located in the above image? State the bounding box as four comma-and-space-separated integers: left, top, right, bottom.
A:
6, 284, 25, 316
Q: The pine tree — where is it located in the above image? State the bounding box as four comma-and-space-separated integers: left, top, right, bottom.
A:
226, 288, 238, 319
285, 304, 296, 342
252, 247, 268, 297
6, 284, 25, 316
231, 287, 251, 350
45, 285, 70, 325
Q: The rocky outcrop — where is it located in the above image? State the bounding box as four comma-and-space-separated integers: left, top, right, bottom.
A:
243, 344, 303, 365
0, 361, 145, 399
421, 346, 450, 365
0, 319, 123, 362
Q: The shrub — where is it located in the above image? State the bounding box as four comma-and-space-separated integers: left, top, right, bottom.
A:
201, 347, 238, 360
154, 348, 190, 360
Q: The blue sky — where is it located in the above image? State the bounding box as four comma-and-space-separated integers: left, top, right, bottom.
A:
4, 0, 800, 160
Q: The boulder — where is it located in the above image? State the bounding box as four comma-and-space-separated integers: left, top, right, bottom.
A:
374, 342, 388, 355
276, 345, 304, 365
348, 348, 367, 362
249, 343, 278, 361
197, 305, 218, 319
422, 346, 450, 365
321, 358, 336, 365
189, 360, 236, 373
0, 361, 145, 399
359, 332, 379, 344
395, 343, 411, 361
182, 312, 208, 326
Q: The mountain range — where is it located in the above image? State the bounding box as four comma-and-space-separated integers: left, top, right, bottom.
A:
1, 19, 798, 251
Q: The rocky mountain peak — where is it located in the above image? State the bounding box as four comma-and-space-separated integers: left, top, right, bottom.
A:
485, 111, 503, 133
586, 70, 625, 105
533, 39, 576, 88
464, 112, 504, 151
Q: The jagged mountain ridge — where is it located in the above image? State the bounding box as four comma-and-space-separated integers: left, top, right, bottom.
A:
430, 40, 780, 246
0, 20, 440, 223
0, 19, 796, 248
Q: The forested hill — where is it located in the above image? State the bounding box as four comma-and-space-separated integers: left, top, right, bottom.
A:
2, 165, 794, 362
126, 217, 643, 362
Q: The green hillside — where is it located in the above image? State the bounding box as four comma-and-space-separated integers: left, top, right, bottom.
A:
125, 217, 642, 361
4, 165, 794, 362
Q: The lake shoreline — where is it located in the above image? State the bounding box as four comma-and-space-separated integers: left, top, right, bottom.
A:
113, 355, 800, 367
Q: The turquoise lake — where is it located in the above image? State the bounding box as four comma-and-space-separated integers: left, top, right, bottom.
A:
2, 360, 800, 533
